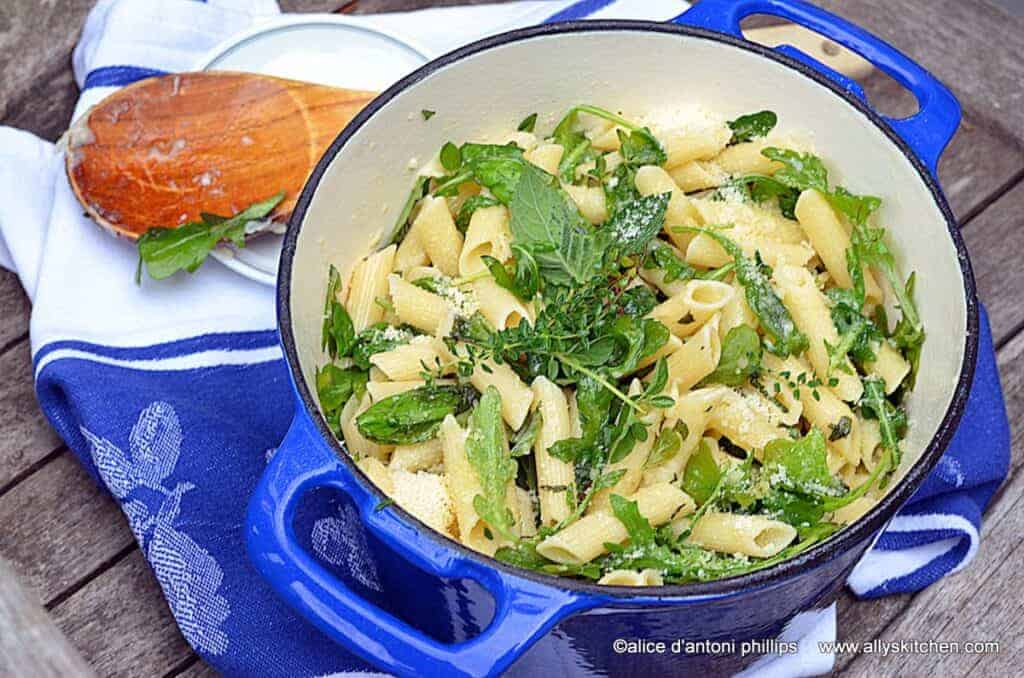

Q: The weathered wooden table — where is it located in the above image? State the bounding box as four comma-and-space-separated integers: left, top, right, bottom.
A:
1, 0, 1022, 675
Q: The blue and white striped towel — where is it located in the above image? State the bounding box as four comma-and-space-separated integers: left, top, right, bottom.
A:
0, 1, 1009, 676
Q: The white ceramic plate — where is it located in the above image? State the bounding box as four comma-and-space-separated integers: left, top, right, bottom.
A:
196, 16, 431, 286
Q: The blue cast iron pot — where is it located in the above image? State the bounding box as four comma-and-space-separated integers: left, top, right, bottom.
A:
248, 0, 978, 675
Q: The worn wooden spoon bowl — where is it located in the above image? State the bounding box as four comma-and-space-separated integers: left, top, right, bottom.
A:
66, 71, 377, 240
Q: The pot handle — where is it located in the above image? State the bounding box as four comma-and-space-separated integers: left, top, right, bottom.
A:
247, 409, 589, 677
673, 0, 961, 176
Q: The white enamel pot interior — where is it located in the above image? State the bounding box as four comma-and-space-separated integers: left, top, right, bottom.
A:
279, 22, 977, 591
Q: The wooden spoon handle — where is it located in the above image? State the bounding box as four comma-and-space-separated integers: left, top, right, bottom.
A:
67, 72, 376, 240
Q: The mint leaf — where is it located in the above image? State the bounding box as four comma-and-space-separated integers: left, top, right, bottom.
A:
137, 191, 284, 281
509, 163, 602, 285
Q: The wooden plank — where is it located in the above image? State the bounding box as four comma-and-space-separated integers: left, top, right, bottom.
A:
0, 339, 63, 491
50, 550, 192, 678
0, 269, 30, 349
962, 184, 1024, 343
175, 657, 218, 678
0, 451, 134, 603
0, 558, 96, 678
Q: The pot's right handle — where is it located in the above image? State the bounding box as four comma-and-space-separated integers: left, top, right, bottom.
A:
674, 0, 961, 176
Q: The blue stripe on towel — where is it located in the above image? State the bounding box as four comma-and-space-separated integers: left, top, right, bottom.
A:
544, 0, 616, 22
83, 65, 169, 90
33, 330, 281, 368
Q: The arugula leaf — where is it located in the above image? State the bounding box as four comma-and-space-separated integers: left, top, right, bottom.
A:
518, 113, 538, 133
548, 376, 613, 464
137, 191, 284, 281
682, 440, 721, 506
356, 384, 478, 444
616, 128, 668, 168
386, 176, 430, 247
732, 174, 800, 219
761, 147, 881, 226
644, 422, 686, 469
466, 386, 519, 541
825, 287, 883, 375
763, 428, 846, 498
609, 494, 656, 546
643, 241, 697, 284
761, 148, 829, 193
350, 323, 413, 370
509, 163, 604, 285
553, 105, 666, 183
848, 222, 923, 385
603, 193, 670, 256
455, 195, 501, 232
316, 364, 369, 435
727, 110, 777, 145
762, 489, 825, 527
510, 410, 541, 457
421, 109, 435, 120
682, 227, 808, 357
700, 325, 762, 386
604, 164, 640, 218
482, 244, 540, 301
438, 143, 528, 203
859, 376, 905, 471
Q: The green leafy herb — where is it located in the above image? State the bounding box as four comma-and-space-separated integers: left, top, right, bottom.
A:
552, 105, 666, 183
609, 494, 656, 546
421, 109, 435, 120
482, 244, 540, 301
136, 192, 284, 281
731, 174, 799, 219
825, 287, 883, 375
466, 387, 518, 541
440, 142, 462, 172
356, 384, 478, 444
829, 416, 852, 442
386, 176, 430, 246
518, 113, 538, 133
509, 162, 604, 286
316, 364, 368, 435
455, 195, 501, 232
603, 164, 640, 218
763, 428, 846, 498
727, 110, 777, 145
849, 224, 924, 386
602, 192, 670, 256
681, 227, 808, 357
510, 410, 541, 457
351, 323, 412, 370
644, 422, 686, 469
682, 440, 721, 506
700, 325, 762, 386
616, 128, 667, 168
643, 241, 698, 284
321, 264, 356, 359
859, 376, 905, 472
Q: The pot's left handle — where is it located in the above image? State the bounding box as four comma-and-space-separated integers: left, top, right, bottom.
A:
673, 0, 961, 176
247, 409, 589, 677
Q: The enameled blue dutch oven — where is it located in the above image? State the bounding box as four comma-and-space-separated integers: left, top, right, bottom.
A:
247, 0, 978, 674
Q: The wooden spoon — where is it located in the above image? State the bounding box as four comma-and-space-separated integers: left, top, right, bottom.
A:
67, 27, 870, 241
66, 71, 376, 240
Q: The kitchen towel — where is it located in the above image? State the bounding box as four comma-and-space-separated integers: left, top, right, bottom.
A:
0, 0, 1010, 676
